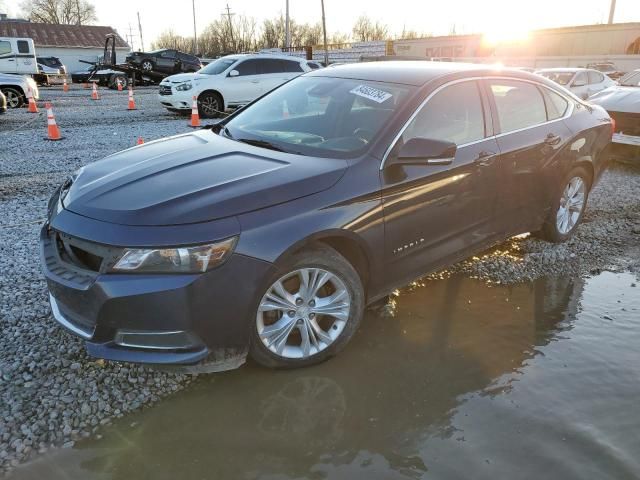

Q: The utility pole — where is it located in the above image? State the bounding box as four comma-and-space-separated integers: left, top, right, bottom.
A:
75, 0, 81, 25
137, 12, 144, 52
321, 0, 328, 66
127, 24, 136, 51
608, 0, 616, 24
285, 0, 290, 49
222, 4, 235, 52
192, 0, 198, 55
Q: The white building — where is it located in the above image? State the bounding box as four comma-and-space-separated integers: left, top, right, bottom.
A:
0, 17, 129, 73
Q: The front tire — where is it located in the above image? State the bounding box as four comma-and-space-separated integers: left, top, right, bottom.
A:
197, 91, 223, 118
538, 166, 591, 243
1, 88, 23, 108
249, 245, 365, 368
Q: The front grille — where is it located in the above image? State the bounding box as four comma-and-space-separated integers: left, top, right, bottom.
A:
55, 234, 104, 272
42, 232, 97, 289
609, 111, 640, 136
159, 85, 172, 96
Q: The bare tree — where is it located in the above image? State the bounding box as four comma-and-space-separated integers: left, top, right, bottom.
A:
21, 0, 96, 25
351, 15, 388, 42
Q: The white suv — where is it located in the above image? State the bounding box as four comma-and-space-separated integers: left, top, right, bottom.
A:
158, 54, 312, 117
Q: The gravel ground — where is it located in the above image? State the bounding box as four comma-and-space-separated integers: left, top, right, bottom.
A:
1, 85, 639, 475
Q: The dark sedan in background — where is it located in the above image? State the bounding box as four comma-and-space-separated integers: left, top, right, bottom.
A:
126, 49, 202, 74
41, 63, 613, 371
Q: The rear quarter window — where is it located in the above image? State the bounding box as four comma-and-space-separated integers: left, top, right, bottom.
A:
17, 40, 30, 54
0, 41, 10, 56
542, 88, 569, 121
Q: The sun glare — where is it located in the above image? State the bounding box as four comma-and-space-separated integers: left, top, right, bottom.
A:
482, 26, 531, 47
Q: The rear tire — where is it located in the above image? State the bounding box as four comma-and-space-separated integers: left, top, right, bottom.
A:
140, 59, 154, 72
249, 245, 365, 369
538, 166, 591, 243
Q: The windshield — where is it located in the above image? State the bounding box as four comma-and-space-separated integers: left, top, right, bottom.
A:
199, 57, 238, 75
619, 71, 640, 87
223, 76, 415, 158
537, 71, 575, 86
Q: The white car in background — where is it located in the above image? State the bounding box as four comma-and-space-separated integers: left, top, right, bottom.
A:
0, 72, 38, 108
589, 69, 640, 162
158, 53, 313, 117
536, 68, 616, 99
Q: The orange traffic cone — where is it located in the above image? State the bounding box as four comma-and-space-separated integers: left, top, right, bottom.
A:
63, 78, 69, 93
91, 82, 99, 100
127, 87, 136, 110
27, 88, 38, 113
117, 78, 123, 92
136, 136, 144, 145
189, 96, 200, 127
45, 102, 62, 141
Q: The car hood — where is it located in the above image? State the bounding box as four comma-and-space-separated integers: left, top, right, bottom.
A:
63, 130, 348, 226
162, 73, 199, 84
588, 86, 640, 114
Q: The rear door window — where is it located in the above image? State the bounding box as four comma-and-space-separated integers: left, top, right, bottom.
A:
573, 72, 588, 86
258, 59, 284, 74
488, 80, 547, 133
588, 71, 604, 84
402, 80, 486, 146
17, 40, 30, 54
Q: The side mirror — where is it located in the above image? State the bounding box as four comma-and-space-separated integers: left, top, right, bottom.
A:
389, 138, 457, 166
229, 69, 239, 77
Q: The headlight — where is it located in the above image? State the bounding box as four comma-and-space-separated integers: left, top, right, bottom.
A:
175, 82, 192, 91
112, 237, 237, 273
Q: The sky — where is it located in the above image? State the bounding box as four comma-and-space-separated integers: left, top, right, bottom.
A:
2, 0, 639, 50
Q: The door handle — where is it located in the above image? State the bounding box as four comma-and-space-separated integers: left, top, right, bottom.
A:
544, 133, 562, 146
426, 157, 454, 165
474, 151, 496, 167
250, 79, 259, 84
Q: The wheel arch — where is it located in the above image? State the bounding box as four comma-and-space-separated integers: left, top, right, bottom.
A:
572, 155, 595, 188
1, 84, 25, 96
274, 229, 372, 293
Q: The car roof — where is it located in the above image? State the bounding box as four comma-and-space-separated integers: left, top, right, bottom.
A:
306, 61, 548, 86
536, 67, 591, 73
224, 53, 305, 62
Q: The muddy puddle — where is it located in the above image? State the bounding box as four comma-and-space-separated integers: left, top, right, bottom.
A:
8, 271, 640, 480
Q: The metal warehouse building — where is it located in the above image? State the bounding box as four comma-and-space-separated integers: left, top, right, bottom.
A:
0, 18, 129, 73
392, 22, 640, 70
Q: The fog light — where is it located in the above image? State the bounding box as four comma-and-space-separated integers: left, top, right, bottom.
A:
114, 330, 201, 350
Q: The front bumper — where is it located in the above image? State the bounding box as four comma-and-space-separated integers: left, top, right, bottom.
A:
40, 223, 274, 367
158, 90, 192, 111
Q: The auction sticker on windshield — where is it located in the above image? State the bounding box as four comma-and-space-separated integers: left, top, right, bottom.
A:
350, 85, 393, 103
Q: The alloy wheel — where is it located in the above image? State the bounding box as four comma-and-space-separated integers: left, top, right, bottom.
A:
556, 176, 586, 234
141, 61, 153, 71
4, 90, 21, 108
256, 268, 352, 359
198, 95, 220, 117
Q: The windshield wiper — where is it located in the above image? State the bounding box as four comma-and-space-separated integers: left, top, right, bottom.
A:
236, 138, 286, 152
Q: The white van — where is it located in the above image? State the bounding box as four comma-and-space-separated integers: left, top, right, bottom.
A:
0, 37, 38, 75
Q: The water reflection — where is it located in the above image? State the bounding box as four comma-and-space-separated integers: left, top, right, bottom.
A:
11, 273, 640, 480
